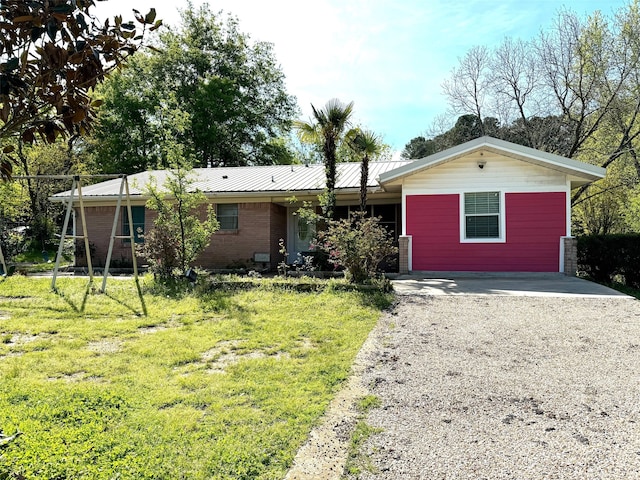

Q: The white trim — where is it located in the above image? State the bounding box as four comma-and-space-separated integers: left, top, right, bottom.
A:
559, 237, 566, 273
379, 136, 606, 185
404, 185, 571, 196
401, 188, 407, 236
407, 235, 413, 271
565, 179, 572, 236
459, 191, 507, 244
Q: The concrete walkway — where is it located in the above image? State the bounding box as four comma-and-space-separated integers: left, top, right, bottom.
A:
392, 272, 630, 298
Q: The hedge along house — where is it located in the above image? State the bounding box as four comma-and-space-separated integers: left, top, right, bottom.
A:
379, 136, 606, 274
50, 161, 410, 271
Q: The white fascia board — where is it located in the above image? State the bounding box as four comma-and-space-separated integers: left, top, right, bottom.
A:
379, 136, 606, 185
50, 187, 378, 204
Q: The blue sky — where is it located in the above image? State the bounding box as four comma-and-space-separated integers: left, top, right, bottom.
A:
95, 0, 631, 152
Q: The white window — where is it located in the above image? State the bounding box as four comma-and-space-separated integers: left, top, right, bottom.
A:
462, 192, 504, 242
217, 204, 238, 230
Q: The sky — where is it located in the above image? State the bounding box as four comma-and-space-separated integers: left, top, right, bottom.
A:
93, 0, 631, 152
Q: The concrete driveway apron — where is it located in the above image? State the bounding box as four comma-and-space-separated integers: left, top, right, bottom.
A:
392, 272, 630, 297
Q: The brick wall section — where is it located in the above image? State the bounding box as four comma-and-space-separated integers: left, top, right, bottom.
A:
198, 202, 284, 269
75, 206, 153, 268
563, 236, 578, 276
398, 235, 410, 274
269, 203, 287, 269
76, 202, 284, 270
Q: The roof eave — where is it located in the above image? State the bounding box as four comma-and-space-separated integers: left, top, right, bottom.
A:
49, 186, 386, 203
379, 136, 606, 184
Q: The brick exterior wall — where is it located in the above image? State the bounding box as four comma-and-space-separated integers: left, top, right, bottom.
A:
75, 202, 286, 271
398, 235, 410, 274
74, 205, 151, 268
269, 203, 287, 269
563, 236, 578, 276
200, 202, 284, 269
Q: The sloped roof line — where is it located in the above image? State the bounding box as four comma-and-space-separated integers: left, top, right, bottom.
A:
378, 136, 606, 184
51, 160, 413, 199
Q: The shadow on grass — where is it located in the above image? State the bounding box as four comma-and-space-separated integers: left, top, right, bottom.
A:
53, 281, 92, 313
104, 279, 148, 317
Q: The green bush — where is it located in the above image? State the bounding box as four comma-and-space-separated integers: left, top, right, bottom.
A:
316, 212, 397, 284
577, 234, 640, 287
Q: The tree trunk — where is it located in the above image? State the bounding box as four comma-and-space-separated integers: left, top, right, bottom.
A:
360, 155, 369, 212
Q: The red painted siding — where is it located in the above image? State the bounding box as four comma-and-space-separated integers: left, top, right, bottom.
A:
407, 192, 566, 272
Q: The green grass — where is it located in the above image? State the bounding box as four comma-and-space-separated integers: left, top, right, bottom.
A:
0, 276, 391, 479
578, 273, 640, 300
343, 395, 383, 478
604, 281, 640, 299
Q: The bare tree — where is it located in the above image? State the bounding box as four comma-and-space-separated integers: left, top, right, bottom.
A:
442, 46, 492, 135
437, 2, 640, 209
490, 38, 540, 147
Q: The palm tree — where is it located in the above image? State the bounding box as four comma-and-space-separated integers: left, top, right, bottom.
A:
294, 99, 354, 219
349, 129, 382, 212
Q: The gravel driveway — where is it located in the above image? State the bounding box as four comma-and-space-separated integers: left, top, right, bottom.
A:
352, 294, 640, 479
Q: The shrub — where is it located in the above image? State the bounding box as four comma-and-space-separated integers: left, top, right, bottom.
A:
137, 166, 219, 279
316, 212, 397, 284
0, 228, 28, 261
577, 234, 640, 287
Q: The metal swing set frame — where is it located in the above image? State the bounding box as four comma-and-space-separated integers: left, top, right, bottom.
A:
2, 174, 139, 292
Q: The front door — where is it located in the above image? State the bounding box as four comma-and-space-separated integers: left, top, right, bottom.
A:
287, 208, 315, 263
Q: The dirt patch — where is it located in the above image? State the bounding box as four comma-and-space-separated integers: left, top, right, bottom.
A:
5, 333, 42, 346
138, 317, 185, 334
205, 350, 290, 374
47, 371, 105, 383
87, 339, 122, 354
174, 339, 310, 375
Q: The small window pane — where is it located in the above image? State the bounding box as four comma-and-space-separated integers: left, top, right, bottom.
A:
334, 206, 349, 220
372, 204, 396, 223
466, 215, 499, 238
218, 204, 238, 230
465, 192, 499, 215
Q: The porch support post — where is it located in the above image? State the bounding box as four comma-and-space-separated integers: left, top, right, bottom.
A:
561, 236, 578, 276
398, 235, 411, 275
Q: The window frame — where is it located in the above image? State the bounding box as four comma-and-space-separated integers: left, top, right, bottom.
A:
122, 205, 145, 244
217, 203, 239, 231
459, 191, 506, 243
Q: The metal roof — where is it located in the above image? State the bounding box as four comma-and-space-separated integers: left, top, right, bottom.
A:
51, 137, 606, 201
51, 161, 413, 200
379, 136, 606, 185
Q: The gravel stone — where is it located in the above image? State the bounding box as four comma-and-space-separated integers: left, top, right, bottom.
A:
355, 295, 640, 480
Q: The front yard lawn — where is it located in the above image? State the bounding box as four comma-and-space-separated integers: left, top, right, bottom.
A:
0, 276, 389, 479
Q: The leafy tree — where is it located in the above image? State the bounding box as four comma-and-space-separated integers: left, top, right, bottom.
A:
91, 3, 297, 172
294, 99, 354, 219
85, 55, 164, 174
401, 136, 438, 159
0, 0, 160, 179
403, 114, 499, 158
138, 164, 219, 278
15, 141, 77, 247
